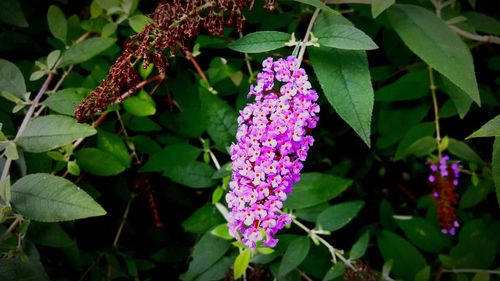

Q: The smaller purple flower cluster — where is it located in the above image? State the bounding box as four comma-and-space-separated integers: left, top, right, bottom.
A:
428, 155, 460, 235
226, 56, 319, 248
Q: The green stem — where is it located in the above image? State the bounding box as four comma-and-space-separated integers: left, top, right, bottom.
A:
428, 66, 442, 159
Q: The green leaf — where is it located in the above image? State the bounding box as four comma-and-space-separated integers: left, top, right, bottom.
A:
493, 137, 500, 207
200, 91, 237, 151
183, 232, 231, 281
466, 115, 500, 139
10, 173, 106, 222
0, 58, 26, 99
349, 230, 370, 260
182, 204, 225, 234
42, 88, 90, 116
17, 115, 97, 153
76, 148, 127, 176
415, 266, 430, 281
4, 141, 18, 160
459, 179, 493, 209
128, 14, 152, 33
316, 24, 378, 50
387, 4, 480, 105
123, 89, 156, 116
372, 0, 395, 18
227, 31, 290, 53
210, 224, 232, 240
279, 236, 310, 276
396, 217, 449, 254
284, 173, 352, 209
194, 256, 232, 281
58, 37, 116, 68
375, 69, 429, 102
439, 220, 497, 268
233, 248, 251, 279
27, 222, 74, 248
0, 0, 28, 27
377, 231, 426, 280
140, 143, 201, 172
463, 12, 500, 36
323, 263, 346, 281
309, 47, 373, 147
163, 161, 216, 188
289, 0, 338, 14
47, 5, 67, 43
97, 129, 131, 168
395, 122, 435, 160
316, 201, 364, 231
0, 175, 11, 202
439, 74, 473, 119
401, 136, 436, 158
472, 272, 490, 281
448, 138, 483, 164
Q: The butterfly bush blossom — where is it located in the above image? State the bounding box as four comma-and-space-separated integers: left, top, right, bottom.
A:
226, 56, 319, 248
428, 155, 460, 235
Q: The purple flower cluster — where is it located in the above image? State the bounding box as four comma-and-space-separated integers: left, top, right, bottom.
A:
428, 155, 460, 235
226, 56, 319, 248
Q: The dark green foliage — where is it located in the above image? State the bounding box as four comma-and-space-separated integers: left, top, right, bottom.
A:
0, 0, 499, 280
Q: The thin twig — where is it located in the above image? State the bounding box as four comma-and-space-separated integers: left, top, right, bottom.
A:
112, 196, 134, 248
442, 269, 500, 275
1, 215, 21, 239
184, 49, 208, 81
0, 74, 54, 183
449, 25, 500, 45
297, 8, 320, 66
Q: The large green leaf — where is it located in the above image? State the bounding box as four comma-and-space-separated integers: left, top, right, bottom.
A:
289, 0, 338, 14
10, 173, 106, 222
316, 24, 378, 50
123, 89, 156, 116
76, 148, 127, 176
349, 230, 370, 260
58, 37, 116, 68
200, 91, 237, 151
439, 220, 497, 268
279, 236, 310, 276
463, 12, 500, 36
372, 0, 395, 18
0, 0, 28, 27
163, 161, 216, 188
396, 217, 449, 254
227, 31, 290, 53
316, 201, 364, 231
493, 137, 500, 207
387, 4, 480, 105
97, 129, 131, 168
448, 138, 483, 164
377, 231, 427, 280
466, 115, 500, 139
17, 115, 97, 153
182, 204, 224, 234
285, 173, 352, 209
41, 88, 90, 116
140, 143, 201, 172
375, 69, 429, 102
47, 5, 67, 43
439, 74, 473, 119
309, 47, 373, 147
0, 58, 26, 99
182, 232, 231, 281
